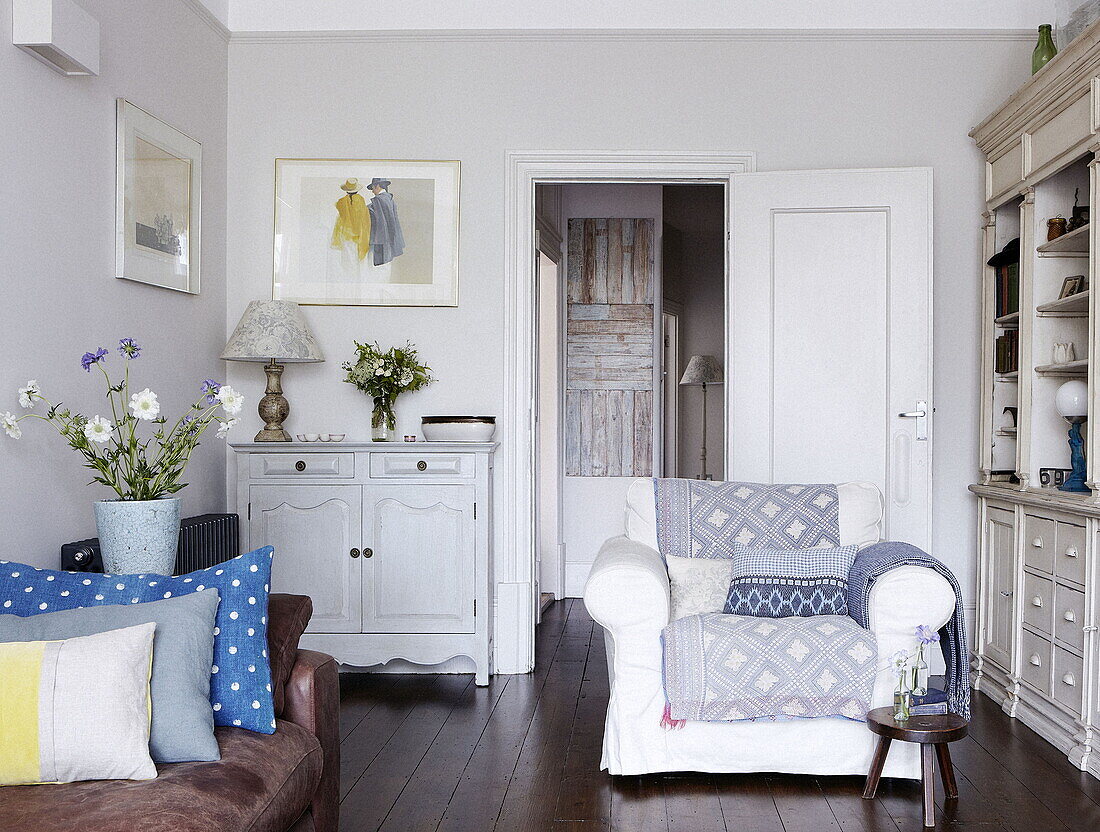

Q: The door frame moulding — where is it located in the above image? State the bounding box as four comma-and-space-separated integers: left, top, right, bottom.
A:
499, 150, 756, 674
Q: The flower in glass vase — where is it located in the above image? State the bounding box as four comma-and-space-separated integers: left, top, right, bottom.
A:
0, 339, 243, 574
341, 341, 434, 441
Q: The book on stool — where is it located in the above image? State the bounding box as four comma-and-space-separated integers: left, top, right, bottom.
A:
910, 688, 949, 716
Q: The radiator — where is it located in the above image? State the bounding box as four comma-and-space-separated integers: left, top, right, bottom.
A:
60, 513, 240, 574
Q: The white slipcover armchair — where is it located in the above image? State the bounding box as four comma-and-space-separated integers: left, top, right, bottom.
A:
583, 479, 956, 778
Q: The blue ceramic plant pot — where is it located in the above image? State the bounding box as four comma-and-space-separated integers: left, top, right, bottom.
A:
94, 497, 181, 575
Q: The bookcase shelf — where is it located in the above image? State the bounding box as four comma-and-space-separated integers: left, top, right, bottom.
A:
1036, 289, 1089, 317
995, 310, 1021, 326
1037, 223, 1090, 256
1034, 358, 1089, 377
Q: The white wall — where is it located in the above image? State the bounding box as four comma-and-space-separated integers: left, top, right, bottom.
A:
0, 0, 229, 567
558, 184, 663, 596
227, 33, 1032, 652
226, 1, 1049, 32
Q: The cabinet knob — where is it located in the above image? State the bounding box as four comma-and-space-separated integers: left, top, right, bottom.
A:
1029, 654, 1042, 667
363, 547, 373, 558
295, 460, 307, 472
1063, 610, 1076, 622
350, 548, 361, 558
417, 460, 428, 471
1031, 596, 1043, 608
1032, 537, 1044, 548
1062, 673, 1076, 687
1065, 546, 1079, 559
1000, 590, 1013, 597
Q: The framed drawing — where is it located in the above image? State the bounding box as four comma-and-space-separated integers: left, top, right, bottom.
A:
115, 99, 201, 294
273, 158, 460, 306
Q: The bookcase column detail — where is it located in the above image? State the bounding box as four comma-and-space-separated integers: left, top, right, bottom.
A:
1017, 187, 1036, 490
1087, 154, 1100, 497
980, 210, 998, 484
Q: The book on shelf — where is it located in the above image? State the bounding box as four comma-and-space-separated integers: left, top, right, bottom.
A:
995, 329, 1018, 374
995, 262, 1019, 318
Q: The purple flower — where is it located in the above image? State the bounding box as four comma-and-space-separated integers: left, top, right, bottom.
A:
80, 348, 108, 372
118, 338, 141, 359
201, 379, 222, 405
915, 624, 940, 645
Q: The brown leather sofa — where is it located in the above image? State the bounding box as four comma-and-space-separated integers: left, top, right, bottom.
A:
1, 594, 339, 832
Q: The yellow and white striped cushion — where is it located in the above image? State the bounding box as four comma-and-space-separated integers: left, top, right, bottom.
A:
0, 623, 157, 784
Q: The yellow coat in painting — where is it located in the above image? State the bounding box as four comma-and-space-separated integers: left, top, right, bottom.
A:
331, 193, 371, 261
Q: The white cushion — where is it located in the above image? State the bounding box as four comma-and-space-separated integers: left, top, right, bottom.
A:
625, 478, 883, 552
665, 555, 736, 620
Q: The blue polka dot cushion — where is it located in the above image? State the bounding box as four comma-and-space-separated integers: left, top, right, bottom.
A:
0, 546, 276, 734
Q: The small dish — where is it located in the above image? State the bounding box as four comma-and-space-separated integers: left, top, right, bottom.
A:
328, 434, 346, 442
303, 433, 319, 442
296, 434, 308, 442
319, 434, 332, 442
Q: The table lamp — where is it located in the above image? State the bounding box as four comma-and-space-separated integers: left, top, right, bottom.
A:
1055, 379, 1090, 493
680, 355, 724, 480
222, 300, 324, 442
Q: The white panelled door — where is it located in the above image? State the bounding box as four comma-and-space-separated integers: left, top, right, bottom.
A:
728, 168, 932, 549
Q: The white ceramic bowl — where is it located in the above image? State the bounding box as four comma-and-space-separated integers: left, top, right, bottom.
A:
329, 434, 346, 442
421, 417, 496, 442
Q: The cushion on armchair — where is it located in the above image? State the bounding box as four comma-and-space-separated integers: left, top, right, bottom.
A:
722, 542, 859, 617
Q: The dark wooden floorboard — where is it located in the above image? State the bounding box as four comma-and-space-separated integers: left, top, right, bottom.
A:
337, 601, 1100, 832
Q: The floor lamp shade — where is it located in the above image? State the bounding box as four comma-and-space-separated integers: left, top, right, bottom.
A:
222, 300, 324, 442
679, 355, 724, 479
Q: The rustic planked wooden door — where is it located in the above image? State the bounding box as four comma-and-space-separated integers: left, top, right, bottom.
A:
564, 218, 657, 477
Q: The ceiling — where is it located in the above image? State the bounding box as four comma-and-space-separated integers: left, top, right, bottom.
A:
198, 0, 1055, 34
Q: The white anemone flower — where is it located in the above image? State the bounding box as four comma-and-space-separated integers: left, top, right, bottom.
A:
216, 418, 239, 439
129, 388, 161, 421
1, 412, 22, 439
217, 385, 244, 416
83, 415, 114, 444
18, 380, 40, 409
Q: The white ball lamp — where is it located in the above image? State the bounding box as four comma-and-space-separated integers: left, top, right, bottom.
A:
1055, 379, 1089, 493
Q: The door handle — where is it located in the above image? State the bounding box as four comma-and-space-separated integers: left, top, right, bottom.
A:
897, 400, 928, 441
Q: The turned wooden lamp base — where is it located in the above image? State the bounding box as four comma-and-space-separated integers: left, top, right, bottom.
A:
255, 360, 292, 442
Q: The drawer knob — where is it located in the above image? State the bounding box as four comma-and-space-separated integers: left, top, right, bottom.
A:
350, 548, 360, 558
1032, 537, 1044, 548
999, 590, 1013, 597
363, 547, 373, 558
1031, 596, 1044, 608
1063, 610, 1076, 622
1029, 654, 1042, 667
417, 460, 428, 471
1065, 546, 1079, 559
1062, 673, 1076, 687
295, 460, 307, 472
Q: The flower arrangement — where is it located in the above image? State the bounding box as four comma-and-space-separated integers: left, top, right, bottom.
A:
341, 341, 434, 439
1, 339, 244, 501
890, 624, 941, 721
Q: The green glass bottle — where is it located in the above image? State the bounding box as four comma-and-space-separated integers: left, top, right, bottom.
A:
1033, 24, 1058, 74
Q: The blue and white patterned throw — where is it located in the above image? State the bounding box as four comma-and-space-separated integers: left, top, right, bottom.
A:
724, 542, 859, 617
663, 613, 877, 721
654, 479, 841, 558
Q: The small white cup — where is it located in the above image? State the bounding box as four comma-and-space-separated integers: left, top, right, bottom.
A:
304, 433, 319, 442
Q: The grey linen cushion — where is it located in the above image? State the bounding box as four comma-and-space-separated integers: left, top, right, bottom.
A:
0, 588, 221, 763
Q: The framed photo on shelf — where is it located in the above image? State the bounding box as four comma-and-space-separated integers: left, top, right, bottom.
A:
115, 100, 201, 294
1059, 274, 1086, 298
273, 158, 460, 307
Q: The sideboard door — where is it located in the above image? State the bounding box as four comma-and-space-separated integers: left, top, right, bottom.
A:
249, 484, 363, 634
982, 505, 1017, 671
363, 485, 476, 634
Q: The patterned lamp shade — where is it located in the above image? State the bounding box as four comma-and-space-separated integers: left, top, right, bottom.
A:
679, 354, 724, 386
222, 300, 324, 363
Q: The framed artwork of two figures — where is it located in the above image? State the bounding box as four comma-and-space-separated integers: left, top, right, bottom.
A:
273, 158, 460, 306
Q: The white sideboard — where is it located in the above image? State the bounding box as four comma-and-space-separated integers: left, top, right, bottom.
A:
231, 441, 496, 685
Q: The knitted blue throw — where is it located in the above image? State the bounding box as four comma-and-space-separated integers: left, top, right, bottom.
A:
847, 541, 971, 720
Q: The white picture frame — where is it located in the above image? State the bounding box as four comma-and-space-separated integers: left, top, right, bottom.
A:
273, 158, 460, 307
115, 99, 201, 294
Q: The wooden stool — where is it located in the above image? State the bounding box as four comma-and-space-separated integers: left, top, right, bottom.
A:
862, 706, 969, 828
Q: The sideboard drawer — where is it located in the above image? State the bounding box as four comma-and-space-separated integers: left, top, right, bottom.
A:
250, 453, 354, 478
1055, 521, 1086, 585
1022, 572, 1053, 635
1054, 584, 1086, 653
1023, 515, 1055, 574
1052, 646, 1084, 715
369, 453, 474, 479
1019, 629, 1052, 696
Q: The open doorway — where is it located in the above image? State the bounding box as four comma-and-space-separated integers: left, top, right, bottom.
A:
533, 182, 727, 602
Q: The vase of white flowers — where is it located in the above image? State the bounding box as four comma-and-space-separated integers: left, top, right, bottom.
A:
1, 339, 244, 574
342, 341, 434, 441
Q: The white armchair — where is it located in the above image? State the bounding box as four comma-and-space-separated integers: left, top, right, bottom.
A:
583, 480, 956, 777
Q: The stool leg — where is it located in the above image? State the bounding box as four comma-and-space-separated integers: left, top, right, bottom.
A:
935, 742, 959, 800
921, 743, 936, 828
863, 736, 892, 799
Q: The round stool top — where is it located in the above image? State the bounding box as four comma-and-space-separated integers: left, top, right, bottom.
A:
866, 707, 968, 744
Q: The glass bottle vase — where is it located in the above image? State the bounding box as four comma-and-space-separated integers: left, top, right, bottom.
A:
371, 403, 394, 442
1033, 24, 1057, 74
894, 676, 912, 722
910, 643, 929, 697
